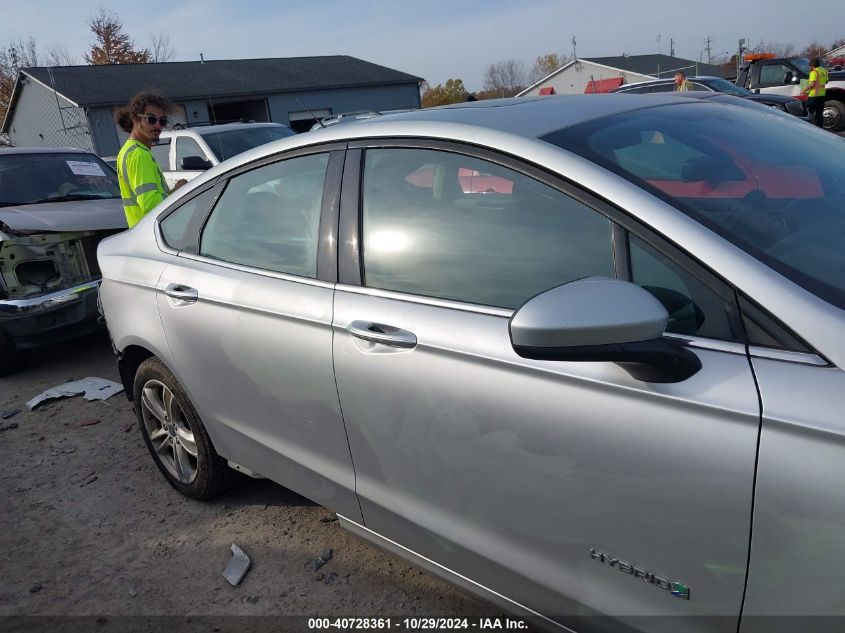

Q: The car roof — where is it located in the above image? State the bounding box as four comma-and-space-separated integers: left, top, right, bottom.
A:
0, 146, 94, 155
343, 94, 705, 138
614, 76, 725, 89
160, 122, 286, 137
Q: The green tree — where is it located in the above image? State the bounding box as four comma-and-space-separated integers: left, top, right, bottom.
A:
422, 78, 468, 108
85, 8, 150, 64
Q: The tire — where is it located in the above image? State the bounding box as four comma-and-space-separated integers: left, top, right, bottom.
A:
822, 99, 845, 133
0, 330, 28, 377
133, 357, 232, 499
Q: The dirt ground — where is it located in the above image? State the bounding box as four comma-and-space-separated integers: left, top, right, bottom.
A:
0, 331, 501, 630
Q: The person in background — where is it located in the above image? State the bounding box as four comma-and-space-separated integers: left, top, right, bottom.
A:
674, 71, 692, 92
114, 92, 186, 227
802, 58, 829, 127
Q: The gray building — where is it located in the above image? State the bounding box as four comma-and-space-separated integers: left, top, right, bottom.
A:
1, 56, 423, 156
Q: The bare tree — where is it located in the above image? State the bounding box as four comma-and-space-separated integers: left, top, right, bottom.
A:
528, 53, 570, 85
150, 32, 175, 63
0, 37, 40, 123
85, 8, 150, 64
760, 42, 796, 58
45, 43, 77, 66
802, 41, 828, 61
483, 59, 528, 98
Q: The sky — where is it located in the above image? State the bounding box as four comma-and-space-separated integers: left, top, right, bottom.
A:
1, 0, 843, 91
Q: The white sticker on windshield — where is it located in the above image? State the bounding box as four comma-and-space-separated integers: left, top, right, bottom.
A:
66, 160, 106, 177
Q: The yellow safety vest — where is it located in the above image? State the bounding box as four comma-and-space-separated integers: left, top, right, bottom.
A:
808, 67, 829, 97
116, 138, 169, 228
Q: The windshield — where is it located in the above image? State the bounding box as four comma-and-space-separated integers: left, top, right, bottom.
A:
542, 102, 845, 310
200, 126, 295, 162
0, 152, 120, 207
704, 78, 752, 97
792, 57, 811, 74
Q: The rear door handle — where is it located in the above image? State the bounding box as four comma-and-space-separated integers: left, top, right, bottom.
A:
164, 283, 198, 303
346, 320, 417, 349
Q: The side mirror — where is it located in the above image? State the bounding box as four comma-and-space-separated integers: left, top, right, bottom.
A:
783, 72, 798, 85
180, 155, 212, 171
509, 277, 701, 383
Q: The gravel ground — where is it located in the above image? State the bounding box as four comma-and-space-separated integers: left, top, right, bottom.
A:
0, 332, 501, 631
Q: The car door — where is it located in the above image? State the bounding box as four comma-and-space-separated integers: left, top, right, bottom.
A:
331, 142, 760, 632
154, 146, 362, 521
151, 138, 173, 188
173, 135, 214, 185
757, 62, 801, 97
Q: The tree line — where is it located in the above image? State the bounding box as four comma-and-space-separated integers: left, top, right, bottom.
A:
1, 9, 173, 123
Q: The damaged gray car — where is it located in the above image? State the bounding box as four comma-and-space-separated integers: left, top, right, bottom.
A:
0, 147, 126, 374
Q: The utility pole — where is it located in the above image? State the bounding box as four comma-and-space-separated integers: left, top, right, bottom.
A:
705, 36, 713, 64
670, 38, 675, 57
657, 34, 662, 55
571, 35, 577, 60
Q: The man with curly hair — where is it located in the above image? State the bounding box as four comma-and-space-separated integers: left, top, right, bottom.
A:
115, 92, 186, 227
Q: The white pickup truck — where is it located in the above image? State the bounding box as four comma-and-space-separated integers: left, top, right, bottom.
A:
152, 122, 295, 188
736, 55, 845, 132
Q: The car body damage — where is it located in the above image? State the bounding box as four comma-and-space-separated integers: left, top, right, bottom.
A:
0, 227, 122, 300
0, 147, 127, 374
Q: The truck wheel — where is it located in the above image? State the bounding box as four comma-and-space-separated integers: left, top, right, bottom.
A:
823, 99, 844, 132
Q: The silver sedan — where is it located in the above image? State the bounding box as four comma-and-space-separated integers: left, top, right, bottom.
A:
97, 95, 845, 633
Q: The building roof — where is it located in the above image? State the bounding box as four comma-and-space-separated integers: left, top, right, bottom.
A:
22, 56, 424, 107
582, 55, 730, 78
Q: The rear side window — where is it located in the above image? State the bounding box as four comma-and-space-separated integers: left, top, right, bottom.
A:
361, 148, 614, 308
199, 153, 329, 278
159, 187, 218, 251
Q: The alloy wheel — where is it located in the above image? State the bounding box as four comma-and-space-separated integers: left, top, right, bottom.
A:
140, 379, 198, 484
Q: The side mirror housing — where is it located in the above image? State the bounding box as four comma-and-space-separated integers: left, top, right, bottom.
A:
509, 277, 701, 383
180, 155, 213, 171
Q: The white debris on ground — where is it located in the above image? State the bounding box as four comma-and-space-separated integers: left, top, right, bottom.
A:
26, 377, 124, 410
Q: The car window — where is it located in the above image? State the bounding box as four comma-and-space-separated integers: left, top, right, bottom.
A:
199, 153, 328, 278
199, 126, 295, 162
629, 235, 735, 340
159, 187, 218, 251
690, 82, 710, 92
759, 64, 793, 87
647, 84, 675, 93
151, 140, 171, 170
175, 137, 207, 168
361, 148, 614, 309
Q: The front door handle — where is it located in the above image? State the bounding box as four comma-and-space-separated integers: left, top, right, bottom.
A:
346, 320, 417, 349
164, 283, 198, 303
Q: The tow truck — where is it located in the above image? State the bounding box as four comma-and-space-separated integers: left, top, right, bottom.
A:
736, 53, 845, 132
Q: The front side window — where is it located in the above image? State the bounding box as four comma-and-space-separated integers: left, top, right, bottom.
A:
759, 64, 793, 87
175, 137, 208, 168
199, 153, 328, 277
629, 235, 735, 340
361, 148, 614, 309
543, 101, 845, 310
